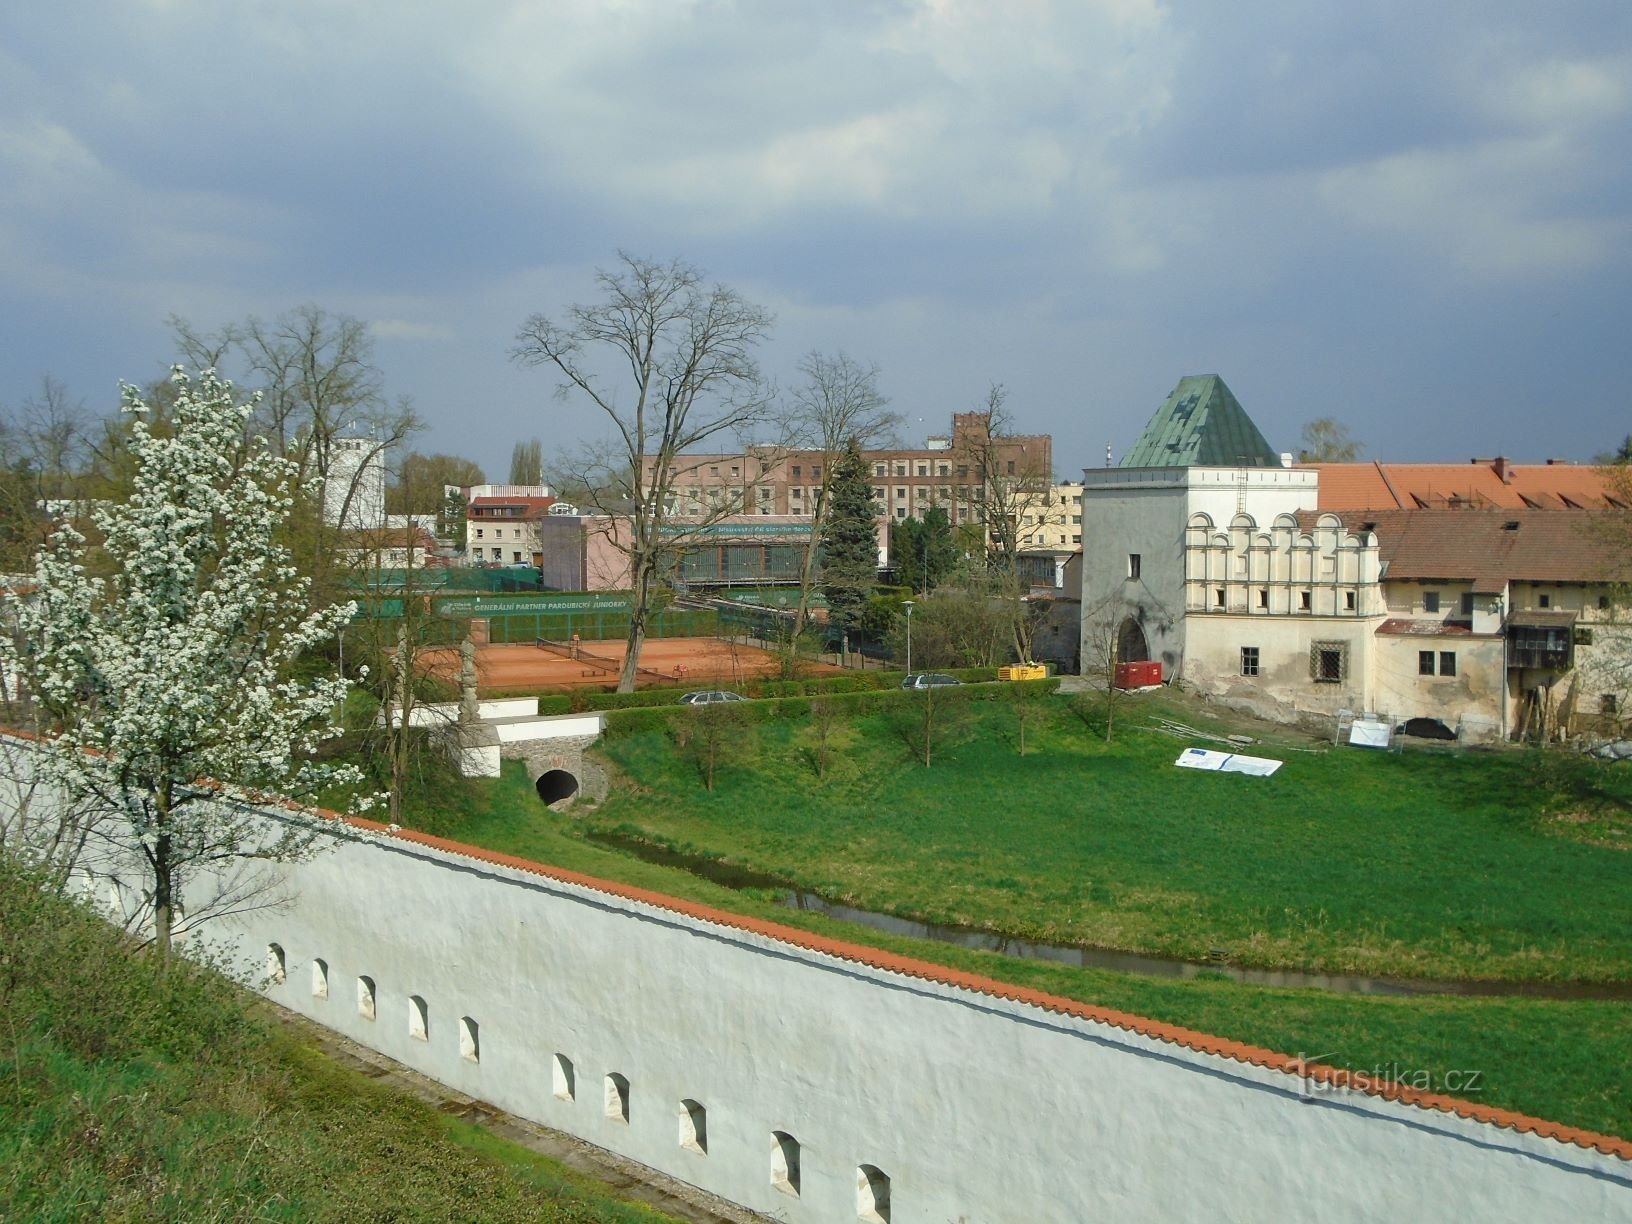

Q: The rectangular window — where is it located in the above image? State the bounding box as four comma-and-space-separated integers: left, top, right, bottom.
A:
1127, 554, 1141, 580
1602, 694, 1619, 715
1214, 588, 1225, 608
791, 465, 801, 477
1257, 589, 1268, 609
895, 507, 906, 518
1300, 591, 1312, 611
475, 528, 483, 539
1539, 593, 1551, 608
1007, 460, 1016, 475
917, 463, 927, 476
730, 466, 739, 477
958, 465, 968, 478
709, 465, 719, 476
1461, 593, 1475, 616
1419, 650, 1436, 676
1424, 591, 1440, 613
937, 463, 949, 476
812, 465, 820, 478
513, 551, 522, 563
1439, 651, 1457, 676
1345, 591, 1356, 610
1240, 647, 1260, 676
874, 463, 885, 476
895, 487, 906, 498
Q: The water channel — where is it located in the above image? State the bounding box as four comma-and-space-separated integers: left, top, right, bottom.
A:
586, 831, 1632, 1001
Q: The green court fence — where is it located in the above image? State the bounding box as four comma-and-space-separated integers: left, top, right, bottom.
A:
484, 607, 719, 644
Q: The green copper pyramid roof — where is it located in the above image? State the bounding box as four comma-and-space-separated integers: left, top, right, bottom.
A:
1119, 375, 1281, 468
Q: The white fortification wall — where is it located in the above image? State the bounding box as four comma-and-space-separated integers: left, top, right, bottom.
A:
153, 805, 1632, 1224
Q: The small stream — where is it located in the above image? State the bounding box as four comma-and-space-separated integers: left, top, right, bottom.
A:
585, 831, 1632, 1001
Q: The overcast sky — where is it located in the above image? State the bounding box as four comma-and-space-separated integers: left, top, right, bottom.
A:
2, 1, 1628, 479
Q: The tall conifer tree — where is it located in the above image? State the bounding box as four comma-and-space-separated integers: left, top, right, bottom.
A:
820, 438, 878, 650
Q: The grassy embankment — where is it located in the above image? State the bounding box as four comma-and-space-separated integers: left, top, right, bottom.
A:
0, 862, 679, 1224
388, 688, 1631, 1141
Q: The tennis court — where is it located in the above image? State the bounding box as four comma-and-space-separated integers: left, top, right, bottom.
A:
417, 636, 840, 693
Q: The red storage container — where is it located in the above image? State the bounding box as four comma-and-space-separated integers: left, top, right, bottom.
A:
1114, 660, 1162, 689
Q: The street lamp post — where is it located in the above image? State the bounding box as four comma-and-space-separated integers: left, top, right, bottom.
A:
902, 599, 915, 674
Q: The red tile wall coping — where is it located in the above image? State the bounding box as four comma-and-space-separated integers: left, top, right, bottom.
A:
5, 725, 1625, 1162
334, 809, 1631, 1162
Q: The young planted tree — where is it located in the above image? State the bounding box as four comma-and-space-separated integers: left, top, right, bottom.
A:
672, 701, 750, 792
512, 253, 773, 692
893, 684, 973, 768
820, 439, 880, 661
1, 369, 366, 955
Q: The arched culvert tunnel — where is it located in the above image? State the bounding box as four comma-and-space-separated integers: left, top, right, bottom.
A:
535, 769, 579, 805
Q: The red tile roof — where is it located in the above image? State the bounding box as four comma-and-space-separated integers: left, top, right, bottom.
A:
468, 496, 557, 520
1309, 460, 1626, 512
1304, 509, 1632, 586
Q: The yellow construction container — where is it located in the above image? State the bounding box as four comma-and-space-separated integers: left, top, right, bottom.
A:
998, 664, 1048, 681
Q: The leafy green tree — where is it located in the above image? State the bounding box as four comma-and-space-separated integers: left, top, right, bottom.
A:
2, 369, 367, 956
387, 451, 484, 516
820, 438, 880, 658
891, 505, 958, 595
509, 438, 544, 485
1297, 417, 1362, 463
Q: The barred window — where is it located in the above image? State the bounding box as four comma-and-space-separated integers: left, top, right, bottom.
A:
1310, 641, 1348, 683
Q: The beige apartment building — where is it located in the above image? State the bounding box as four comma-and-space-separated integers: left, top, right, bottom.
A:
649, 413, 1052, 549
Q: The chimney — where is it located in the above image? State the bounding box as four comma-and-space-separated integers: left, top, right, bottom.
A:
1492, 456, 1512, 484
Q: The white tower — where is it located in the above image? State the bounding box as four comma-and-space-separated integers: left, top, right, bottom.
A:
323, 437, 386, 529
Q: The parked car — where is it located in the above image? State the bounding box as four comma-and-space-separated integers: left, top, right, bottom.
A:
900, 673, 962, 690
678, 690, 747, 705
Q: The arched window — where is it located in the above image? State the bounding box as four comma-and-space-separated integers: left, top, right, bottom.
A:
552, 1054, 575, 1101
266, 943, 286, 986
357, 976, 376, 1020
311, 958, 329, 999
857, 1164, 891, 1222
605, 1073, 630, 1124
459, 1016, 480, 1063
408, 994, 428, 1041
679, 1099, 707, 1154
771, 1131, 801, 1197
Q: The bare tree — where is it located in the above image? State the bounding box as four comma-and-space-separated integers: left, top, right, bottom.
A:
169, 306, 421, 602
955, 385, 1055, 663
512, 253, 773, 692
778, 352, 899, 633
1079, 599, 1130, 742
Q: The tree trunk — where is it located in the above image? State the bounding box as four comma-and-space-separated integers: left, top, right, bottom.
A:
151, 792, 175, 960
618, 562, 653, 694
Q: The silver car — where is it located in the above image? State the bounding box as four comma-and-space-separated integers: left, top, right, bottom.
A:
678, 690, 748, 705
900, 673, 961, 690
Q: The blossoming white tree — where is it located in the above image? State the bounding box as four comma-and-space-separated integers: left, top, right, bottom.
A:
3, 368, 365, 955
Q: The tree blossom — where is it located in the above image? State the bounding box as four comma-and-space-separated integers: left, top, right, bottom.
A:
2, 368, 369, 954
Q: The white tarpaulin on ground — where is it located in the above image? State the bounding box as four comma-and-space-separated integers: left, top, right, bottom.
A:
1174, 747, 1283, 777
1349, 718, 1393, 749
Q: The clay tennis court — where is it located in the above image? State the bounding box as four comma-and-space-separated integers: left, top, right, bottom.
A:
418, 636, 842, 693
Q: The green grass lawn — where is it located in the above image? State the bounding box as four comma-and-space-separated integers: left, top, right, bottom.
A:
0, 862, 679, 1224
582, 691, 1632, 984
382, 691, 1632, 1141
